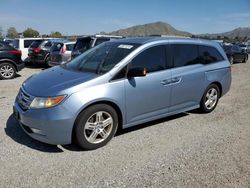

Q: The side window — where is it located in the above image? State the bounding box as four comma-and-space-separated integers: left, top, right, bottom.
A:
66, 44, 74, 51
112, 66, 128, 80
199, 45, 224, 64
44, 42, 52, 48
0, 43, 4, 49
24, 40, 35, 48
173, 44, 199, 67
130, 45, 166, 73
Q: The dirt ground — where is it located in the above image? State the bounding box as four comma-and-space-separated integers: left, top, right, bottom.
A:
0, 61, 249, 187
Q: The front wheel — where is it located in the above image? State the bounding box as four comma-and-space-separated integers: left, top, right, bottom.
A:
200, 84, 220, 113
0, 63, 16, 80
74, 104, 118, 150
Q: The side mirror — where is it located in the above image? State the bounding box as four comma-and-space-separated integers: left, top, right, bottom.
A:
127, 67, 147, 78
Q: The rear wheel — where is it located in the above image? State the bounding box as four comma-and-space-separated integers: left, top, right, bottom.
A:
0, 63, 16, 80
74, 104, 118, 150
200, 84, 220, 113
229, 56, 234, 65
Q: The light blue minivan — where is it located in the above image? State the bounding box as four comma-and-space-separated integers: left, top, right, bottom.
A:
14, 37, 231, 149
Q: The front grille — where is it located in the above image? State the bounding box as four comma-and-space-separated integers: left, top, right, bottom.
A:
17, 88, 33, 111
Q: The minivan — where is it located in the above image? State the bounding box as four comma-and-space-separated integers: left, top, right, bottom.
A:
13, 37, 231, 150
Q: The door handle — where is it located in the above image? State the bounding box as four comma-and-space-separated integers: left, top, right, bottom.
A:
160, 79, 171, 85
172, 77, 182, 84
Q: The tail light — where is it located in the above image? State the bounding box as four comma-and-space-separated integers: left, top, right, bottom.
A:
32, 48, 41, 53
10, 50, 22, 56
60, 46, 66, 54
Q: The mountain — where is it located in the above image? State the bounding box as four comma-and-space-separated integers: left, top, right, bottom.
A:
103, 21, 192, 37
199, 27, 250, 38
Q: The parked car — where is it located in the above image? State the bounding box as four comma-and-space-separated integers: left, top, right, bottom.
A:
239, 43, 250, 54
14, 37, 231, 150
0, 41, 24, 79
71, 35, 123, 59
12, 38, 43, 61
28, 38, 65, 66
3, 38, 14, 46
223, 44, 248, 64
48, 41, 75, 67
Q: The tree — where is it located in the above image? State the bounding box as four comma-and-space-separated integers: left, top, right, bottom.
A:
6, 27, 19, 39
23, 28, 39, 37
0, 27, 3, 40
50, 31, 62, 38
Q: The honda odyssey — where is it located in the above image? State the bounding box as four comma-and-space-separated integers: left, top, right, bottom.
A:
13, 37, 231, 150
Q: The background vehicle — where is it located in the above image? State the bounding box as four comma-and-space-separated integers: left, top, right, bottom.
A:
28, 38, 65, 66
48, 41, 75, 66
0, 41, 24, 79
71, 35, 123, 59
14, 37, 231, 150
223, 44, 248, 64
12, 38, 43, 61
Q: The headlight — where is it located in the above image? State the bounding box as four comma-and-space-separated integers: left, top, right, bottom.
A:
30, 95, 66, 109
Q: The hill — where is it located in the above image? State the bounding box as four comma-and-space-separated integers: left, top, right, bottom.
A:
103, 21, 192, 37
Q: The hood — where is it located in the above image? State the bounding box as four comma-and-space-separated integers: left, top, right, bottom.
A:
23, 66, 98, 96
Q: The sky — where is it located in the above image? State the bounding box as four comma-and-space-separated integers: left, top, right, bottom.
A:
0, 0, 249, 35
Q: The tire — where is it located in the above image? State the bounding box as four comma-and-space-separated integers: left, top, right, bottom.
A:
242, 55, 248, 63
74, 104, 118, 150
229, 56, 234, 65
0, 63, 16, 80
45, 56, 50, 67
200, 84, 220, 113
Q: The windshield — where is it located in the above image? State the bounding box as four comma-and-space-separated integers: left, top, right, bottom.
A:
63, 42, 140, 74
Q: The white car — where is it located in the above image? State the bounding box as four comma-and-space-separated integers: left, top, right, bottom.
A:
12, 38, 43, 61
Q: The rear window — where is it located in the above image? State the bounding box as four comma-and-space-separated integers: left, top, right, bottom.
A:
199, 45, 224, 64
74, 38, 92, 50
66, 44, 74, 51
12, 39, 19, 49
24, 40, 36, 48
50, 43, 63, 52
94, 38, 110, 46
30, 40, 44, 48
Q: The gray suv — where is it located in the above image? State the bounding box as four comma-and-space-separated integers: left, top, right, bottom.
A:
14, 37, 231, 150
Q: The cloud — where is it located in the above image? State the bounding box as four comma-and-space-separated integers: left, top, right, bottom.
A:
101, 19, 134, 28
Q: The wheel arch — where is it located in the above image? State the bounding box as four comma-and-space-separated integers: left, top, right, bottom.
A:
0, 59, 18, 71
71, 100, 123, 143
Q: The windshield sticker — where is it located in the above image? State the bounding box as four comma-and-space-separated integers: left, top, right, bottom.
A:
118, 44, 133, 49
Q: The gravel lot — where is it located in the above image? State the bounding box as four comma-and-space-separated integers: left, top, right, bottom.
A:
0, 61, 249, 188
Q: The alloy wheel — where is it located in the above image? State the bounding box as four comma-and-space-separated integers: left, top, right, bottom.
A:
205, 88, 218, 110
0, 65, 14, 79
84, 111, 113, 144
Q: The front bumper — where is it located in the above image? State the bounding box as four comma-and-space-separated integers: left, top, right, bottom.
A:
13, 99, 76, 145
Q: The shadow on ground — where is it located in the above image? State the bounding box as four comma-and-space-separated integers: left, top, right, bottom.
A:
5, 114, 63, 153
63, 112, 189, 151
